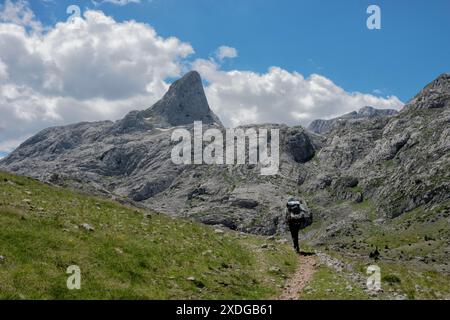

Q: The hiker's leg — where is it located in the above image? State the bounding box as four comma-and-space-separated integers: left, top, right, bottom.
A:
290, 223, 300, 252
293, 226, 300, 252
288, 224, 296, 249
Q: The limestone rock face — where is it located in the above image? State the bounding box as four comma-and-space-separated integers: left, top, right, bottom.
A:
303, 73, 450, 219
404, 73, 450, 110
140, 71, 222, 127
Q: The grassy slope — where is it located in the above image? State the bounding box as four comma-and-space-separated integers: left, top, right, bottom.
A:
299, 196, 450, 300
0, 171, 297, 299
301, 265, 368, 300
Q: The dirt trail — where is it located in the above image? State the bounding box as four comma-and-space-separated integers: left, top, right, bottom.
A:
278, 254, 317, 300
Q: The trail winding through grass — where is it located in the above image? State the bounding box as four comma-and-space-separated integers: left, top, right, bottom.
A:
278, 254, 317, 300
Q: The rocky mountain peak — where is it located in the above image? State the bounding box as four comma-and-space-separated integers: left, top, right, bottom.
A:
424, 73, 450, 92
140, 70, 222, 127
404, 73, 450, 110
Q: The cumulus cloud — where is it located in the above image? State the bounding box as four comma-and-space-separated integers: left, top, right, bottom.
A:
216, 45, 238, 61
193, 58, 403, 128
0, 2, 193, 153
0, 9, 193, 100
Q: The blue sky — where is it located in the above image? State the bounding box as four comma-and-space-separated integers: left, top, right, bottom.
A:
30, 0, 450, 102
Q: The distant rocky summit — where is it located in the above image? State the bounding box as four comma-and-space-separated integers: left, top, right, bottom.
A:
307, 106, 398, 134
1, 71, 449, 238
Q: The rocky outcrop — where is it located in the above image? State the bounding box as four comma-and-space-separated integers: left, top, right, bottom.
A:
285, 128, 316, 163
404, 73, 450, 110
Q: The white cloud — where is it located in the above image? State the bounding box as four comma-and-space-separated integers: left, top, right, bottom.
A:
0, 3, 193, 100
216, 45, 238, 61
0, 2, 193, 153
193, 58, 403, 128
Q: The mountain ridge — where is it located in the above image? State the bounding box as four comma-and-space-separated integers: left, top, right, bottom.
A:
404, 72, 450, 111
307, 106, 399, 134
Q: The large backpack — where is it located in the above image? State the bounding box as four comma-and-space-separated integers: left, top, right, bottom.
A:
287, 199, 312, 227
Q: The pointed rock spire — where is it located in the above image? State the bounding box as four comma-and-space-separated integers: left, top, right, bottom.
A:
140, 71, 222, 127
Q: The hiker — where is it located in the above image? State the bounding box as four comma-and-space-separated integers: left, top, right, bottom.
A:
285, 197, 312, 253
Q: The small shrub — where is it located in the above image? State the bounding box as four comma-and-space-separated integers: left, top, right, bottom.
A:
382, 274, 401, 285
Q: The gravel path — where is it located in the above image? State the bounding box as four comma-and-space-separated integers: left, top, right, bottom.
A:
278, 254, 317, 300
